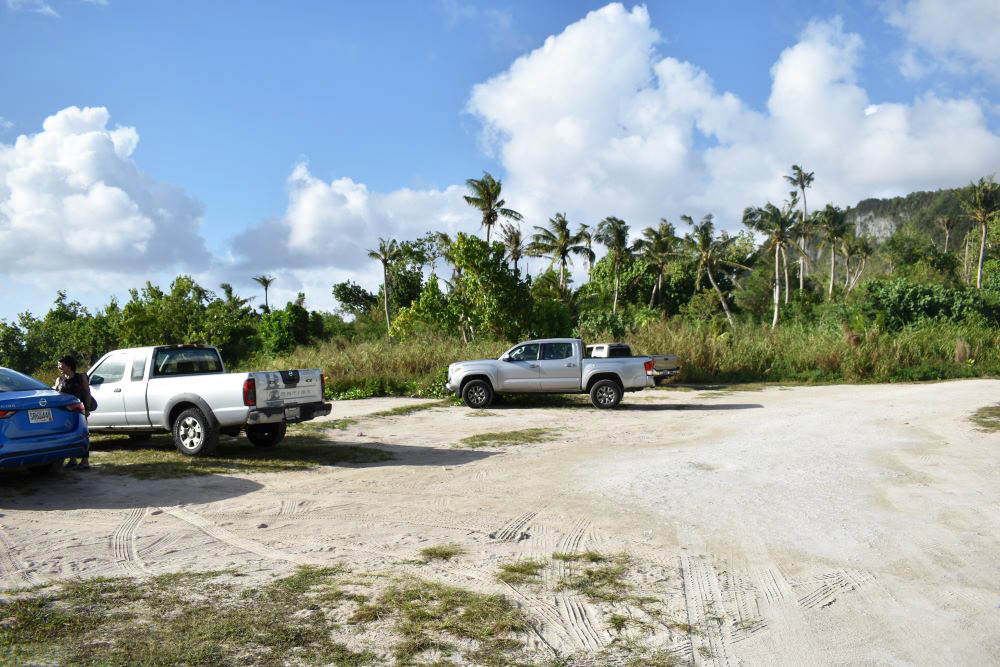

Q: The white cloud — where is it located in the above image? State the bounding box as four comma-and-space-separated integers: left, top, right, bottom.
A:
467, 4, 1000, 234
0, 117, 13, 131
0, 106, 211, 288
887, 0, 1000, 78
5, 0, 58, 18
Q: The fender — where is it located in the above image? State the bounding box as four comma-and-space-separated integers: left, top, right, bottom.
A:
162, 393, 221, 431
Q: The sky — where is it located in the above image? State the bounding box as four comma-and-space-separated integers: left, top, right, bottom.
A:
1, 0, 998, 321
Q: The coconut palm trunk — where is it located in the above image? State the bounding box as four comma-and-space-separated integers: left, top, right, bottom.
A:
772, 244, 780, 328
781, 246, 790, 304
828, 249, 836, 298
381, 264, 391, 335
977, 223, 987, 288
706, 268, 734, 329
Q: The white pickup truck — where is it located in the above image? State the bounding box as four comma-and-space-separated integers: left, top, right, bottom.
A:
86, 344, 331, 456
446, 338, 654, 409
586, 343, 681, 384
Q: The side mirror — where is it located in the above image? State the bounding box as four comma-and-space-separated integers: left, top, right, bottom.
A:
90, 375, 103, 386
500, 355, 510, 362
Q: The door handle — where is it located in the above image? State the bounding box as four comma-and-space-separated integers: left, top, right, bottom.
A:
113, 388, 122, 393
565, 363, 575, 367
529, 364, 539, 368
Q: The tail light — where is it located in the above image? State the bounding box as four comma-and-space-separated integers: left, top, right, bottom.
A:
644, 360, 653, 375
243, 378, 256, 406
65, 401, 86, 414
0, 410, 14, 419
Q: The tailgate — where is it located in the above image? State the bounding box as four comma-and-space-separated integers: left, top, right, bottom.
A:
652, 355, 681, 371
251, 369, 324, 408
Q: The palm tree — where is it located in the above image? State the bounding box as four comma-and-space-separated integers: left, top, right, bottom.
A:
815, 204, 850, 298
578, 223, 595, 274
367, 237, 400, 336
843, 235, 873, 292
501, 223, 526, 273
251, 275, 275, 312
527, 213, 593, 290
959, 176, 1000, 288
935, 215, 955, 253
463, 171, 523, 244
743, 200, 805, 326
785, 165, 815, 289
681, 214, 748, 329
633, 219, 680, 308
594, 217, 632, 314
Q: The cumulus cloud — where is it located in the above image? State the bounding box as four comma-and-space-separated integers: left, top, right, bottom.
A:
887, 0, 1000, 78
230, 162, 479, 269
0, 106, 211, 286
468, 4, 1000, 233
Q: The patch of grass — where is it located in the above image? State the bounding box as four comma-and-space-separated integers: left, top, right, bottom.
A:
456, 428, 556, 448
89, 434, 392, 479
495, 559, 547, 586
420, 543, 466, 562
625, 649, 681, 667
289, 417, 359, 433
551, 551, 611, 563
349, 577, 529, 664
557, 553, 631, 603
608, 613, 629, 632
466, 410, 498, 417
367, 399, 452, 419
970, 403, 1000, 431
0, 567, 378, 666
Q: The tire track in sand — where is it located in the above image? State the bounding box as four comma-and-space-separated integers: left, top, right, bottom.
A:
489, 511, 536, 542
111, 507, 150, 575
679, 554, 735, 666
0, 523, 39, 586
163, 507, 325, 566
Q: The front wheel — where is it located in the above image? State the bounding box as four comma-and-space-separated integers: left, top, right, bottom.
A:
28, 459, 64, 476
589, 380, 623, 409
246, 423, 287, 448
462, 379, 494, 409
172, 407, 219, 457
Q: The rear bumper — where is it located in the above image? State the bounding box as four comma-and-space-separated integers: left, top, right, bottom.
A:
246, 401, 332, 425
0, 437, 89, 468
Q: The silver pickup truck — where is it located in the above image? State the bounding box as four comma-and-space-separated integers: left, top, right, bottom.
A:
446, 338, 654, 409
86, 344, 331, 456
586, 343, 681, 384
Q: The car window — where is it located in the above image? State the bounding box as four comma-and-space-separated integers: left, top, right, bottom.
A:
0, 368, 47, 392
508, 344, 539, 361
608, 346, 631, 358
90, 355, 127, 384
542, 343, 573, 360
152, 348, 224, 376
130, 355, 147, 381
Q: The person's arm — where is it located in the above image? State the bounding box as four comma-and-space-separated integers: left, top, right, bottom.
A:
80, 373, 92, 417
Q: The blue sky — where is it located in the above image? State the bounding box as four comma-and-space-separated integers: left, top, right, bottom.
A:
1, 0, 998, 320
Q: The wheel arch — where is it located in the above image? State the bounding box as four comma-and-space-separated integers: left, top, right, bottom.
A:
585, 372, 624, 393
164, 394, 220, 431
459, 374, 495, 393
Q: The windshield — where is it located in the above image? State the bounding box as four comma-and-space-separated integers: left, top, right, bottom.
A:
0, 368, 48, 392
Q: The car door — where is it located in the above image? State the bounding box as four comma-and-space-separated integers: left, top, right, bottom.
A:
538, 342, 580, 391
123, 351, 151, 426
87, 353, 128, 427
497, 343, 541, 391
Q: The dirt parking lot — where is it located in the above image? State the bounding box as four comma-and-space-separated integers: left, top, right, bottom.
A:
2, 381, 999, 665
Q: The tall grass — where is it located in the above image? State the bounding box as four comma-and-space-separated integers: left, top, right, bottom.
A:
246, 320, 1000, 398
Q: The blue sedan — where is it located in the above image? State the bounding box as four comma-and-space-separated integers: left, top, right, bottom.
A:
0, 367, 89, 474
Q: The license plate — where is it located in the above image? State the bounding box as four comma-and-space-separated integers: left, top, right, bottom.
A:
28, 408, 52, 424
284, 406, 300, 420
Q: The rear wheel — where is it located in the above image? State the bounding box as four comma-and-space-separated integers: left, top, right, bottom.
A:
28, 459, 64, 476
462, 379, 494, 409
589, 379, 623, 409
246, 423, 287, 448
172, 407, 219, 457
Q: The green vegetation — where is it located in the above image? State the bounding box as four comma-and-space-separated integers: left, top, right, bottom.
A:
89, 433, 391, 479
970, 403, 1000, 432
0, 567, 378, 667
349, 577, 529, 665
457, 428, 556, 448
420, 543, 467, 562
495, 559, 547, 585
557, 553, 632, 603
2, 171, 998, 397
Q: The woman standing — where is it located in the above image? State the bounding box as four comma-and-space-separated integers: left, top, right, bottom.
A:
54, 355, 93, 470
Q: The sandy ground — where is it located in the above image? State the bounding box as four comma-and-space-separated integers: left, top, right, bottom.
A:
2, 381, 999, 665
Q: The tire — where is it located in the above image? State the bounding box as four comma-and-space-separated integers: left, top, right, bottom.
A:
128, 432, 152, 442
28, 459, 64, 476
462, 379, 494, 409
589, 379, 623, 409
246, 423, 287, 448
172, 407, 219, 457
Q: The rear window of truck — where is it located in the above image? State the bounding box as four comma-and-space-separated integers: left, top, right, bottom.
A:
152, 348, 223, 376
